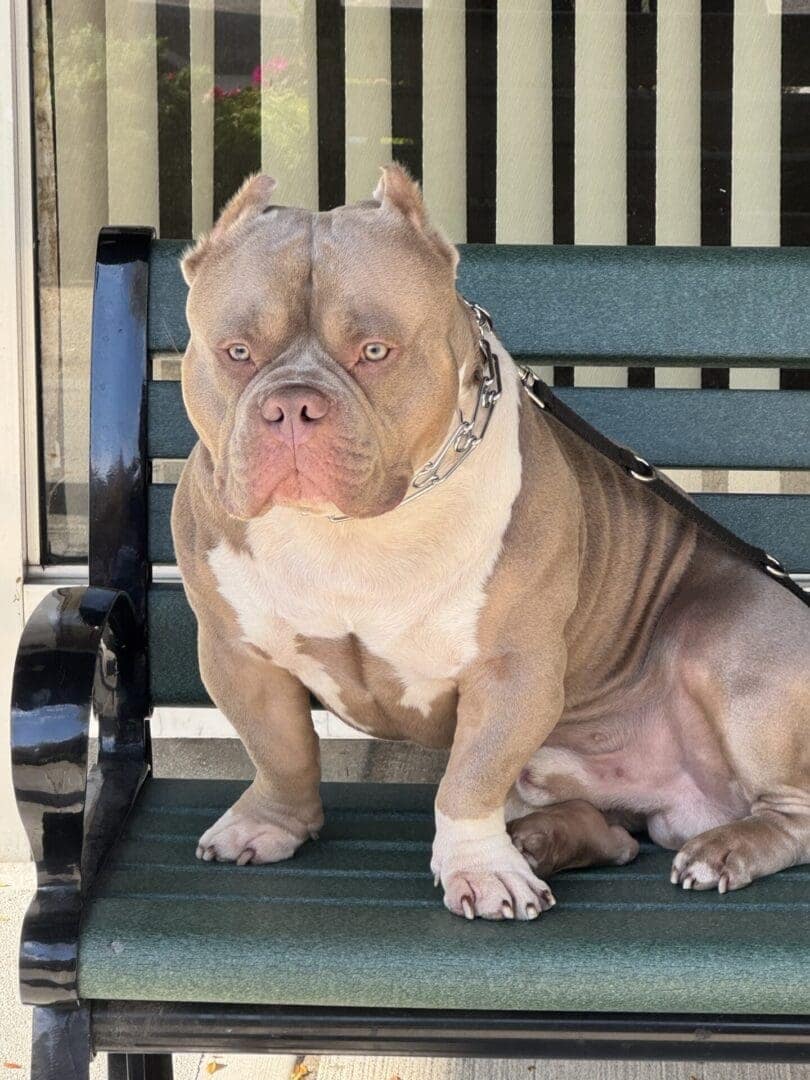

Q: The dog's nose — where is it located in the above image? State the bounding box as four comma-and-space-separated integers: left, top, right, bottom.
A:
259, 386, 330, 447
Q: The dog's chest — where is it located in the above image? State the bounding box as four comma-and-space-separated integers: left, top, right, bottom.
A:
206, 357, 523, 728
207, 531, 492, 722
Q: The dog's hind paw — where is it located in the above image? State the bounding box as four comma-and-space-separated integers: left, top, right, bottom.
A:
671, 827, 756, 893
509, 801, 639, 878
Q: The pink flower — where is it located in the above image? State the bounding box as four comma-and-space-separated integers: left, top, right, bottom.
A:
251, 55, 289, 86
210, 85, 242, 100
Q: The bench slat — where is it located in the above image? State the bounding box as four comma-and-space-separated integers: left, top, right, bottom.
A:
147, 240, 810, 365
78, 778, 810, 1014
148, 382, 810, 467
149, 583, 208, 705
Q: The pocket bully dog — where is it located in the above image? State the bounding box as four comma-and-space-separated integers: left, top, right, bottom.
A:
173, 164, 810, 920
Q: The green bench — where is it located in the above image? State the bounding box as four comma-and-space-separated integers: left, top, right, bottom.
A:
12, 229, 810, 1078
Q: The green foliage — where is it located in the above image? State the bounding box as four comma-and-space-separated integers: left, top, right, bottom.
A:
157, 39, 313, 221
47, 27, 314, 234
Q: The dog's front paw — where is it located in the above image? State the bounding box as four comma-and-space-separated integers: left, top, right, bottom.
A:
196, 788, 322, 865
432, 809, 556, 920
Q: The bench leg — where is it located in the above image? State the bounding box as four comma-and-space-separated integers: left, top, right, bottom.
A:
31, 1005, 92, 1080
108, 1054, 174, 1080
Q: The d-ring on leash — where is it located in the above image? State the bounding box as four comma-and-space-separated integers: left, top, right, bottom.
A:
331, 296, 809, 610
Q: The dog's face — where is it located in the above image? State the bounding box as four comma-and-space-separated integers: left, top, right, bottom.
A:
181, 166, 467, 520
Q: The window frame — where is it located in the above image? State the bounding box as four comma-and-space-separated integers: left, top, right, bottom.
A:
0, 0, 38, 859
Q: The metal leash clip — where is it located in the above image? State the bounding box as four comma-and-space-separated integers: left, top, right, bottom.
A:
518, 365, 547, 410
764, 553, 789, 579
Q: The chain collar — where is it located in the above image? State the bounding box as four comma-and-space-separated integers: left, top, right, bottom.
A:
328, 298, 502, 522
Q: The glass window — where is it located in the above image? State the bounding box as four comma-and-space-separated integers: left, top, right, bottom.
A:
31, 0, 810, 561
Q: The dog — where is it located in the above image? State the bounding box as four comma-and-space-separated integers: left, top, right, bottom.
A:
172, 164, 810, 920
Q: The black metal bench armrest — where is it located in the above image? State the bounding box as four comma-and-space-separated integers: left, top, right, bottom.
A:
11, 586, 150, 1006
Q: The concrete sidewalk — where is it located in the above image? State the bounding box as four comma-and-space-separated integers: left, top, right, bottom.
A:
1, 862, 803, 1080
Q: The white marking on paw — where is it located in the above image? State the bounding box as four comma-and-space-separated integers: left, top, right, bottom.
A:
431, 808, 555, 921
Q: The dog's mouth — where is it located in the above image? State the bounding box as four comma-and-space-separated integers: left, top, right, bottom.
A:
214, 460, 335, 519
214, 453, 411, 522
264, 469, 338, 514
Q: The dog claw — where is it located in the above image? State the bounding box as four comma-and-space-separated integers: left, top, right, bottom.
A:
682, 875, 694, 890
670, 867, 680, 885
202, 846, 216, 862
236, 848, 255, 866
434, 874, 440, 888
461, 896, 475, 920
526, 902, 539, 919
541, 889, 556, 908
718, 874, 729, 895
502, 900, 514, 919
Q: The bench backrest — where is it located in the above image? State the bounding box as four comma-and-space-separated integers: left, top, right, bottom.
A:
90, 233, 810, 709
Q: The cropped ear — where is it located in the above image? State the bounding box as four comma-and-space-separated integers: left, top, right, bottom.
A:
181, 173, 277, 284
373, 162, 460, 275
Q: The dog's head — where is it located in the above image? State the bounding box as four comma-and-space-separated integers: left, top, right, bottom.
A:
181, 165, 473, 520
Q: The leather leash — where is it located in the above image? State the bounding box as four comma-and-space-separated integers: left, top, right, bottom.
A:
466, 299, 809, 610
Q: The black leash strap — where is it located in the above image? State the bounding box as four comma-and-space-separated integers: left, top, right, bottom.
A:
519, 367, 810, 610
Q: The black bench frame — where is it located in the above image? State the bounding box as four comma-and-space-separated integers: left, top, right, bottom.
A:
11, 228, 810, 1077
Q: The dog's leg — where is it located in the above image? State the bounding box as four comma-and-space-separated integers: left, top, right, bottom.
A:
508, 800, 639, 879
671, 633, 810, 892
671, 798, 810, 893
670, 703, 810, 893
431, 637, 574, 920
194, 621, 323, 865
665, 563, 810, 892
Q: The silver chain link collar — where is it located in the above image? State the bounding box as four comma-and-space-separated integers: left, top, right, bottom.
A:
328, 299, 502, 522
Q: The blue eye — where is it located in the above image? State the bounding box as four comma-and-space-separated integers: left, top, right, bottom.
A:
361, 342, 390, 362
227, 343, 251, 362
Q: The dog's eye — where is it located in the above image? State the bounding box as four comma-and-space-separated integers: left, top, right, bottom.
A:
227, 343, 251, 362
361, 342, 390, 362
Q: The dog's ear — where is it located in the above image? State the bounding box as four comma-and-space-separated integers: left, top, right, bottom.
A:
182, 173, 277, 284
373, 163, 459, 275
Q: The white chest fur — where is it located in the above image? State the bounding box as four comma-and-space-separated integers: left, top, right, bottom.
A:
208, 347, 524, 719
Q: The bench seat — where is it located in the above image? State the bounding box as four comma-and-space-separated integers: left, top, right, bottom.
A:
78, 778, 810, 1015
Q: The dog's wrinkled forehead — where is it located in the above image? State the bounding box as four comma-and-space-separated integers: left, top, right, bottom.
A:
183, 165, 459, 345
186, 205, 312, 343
